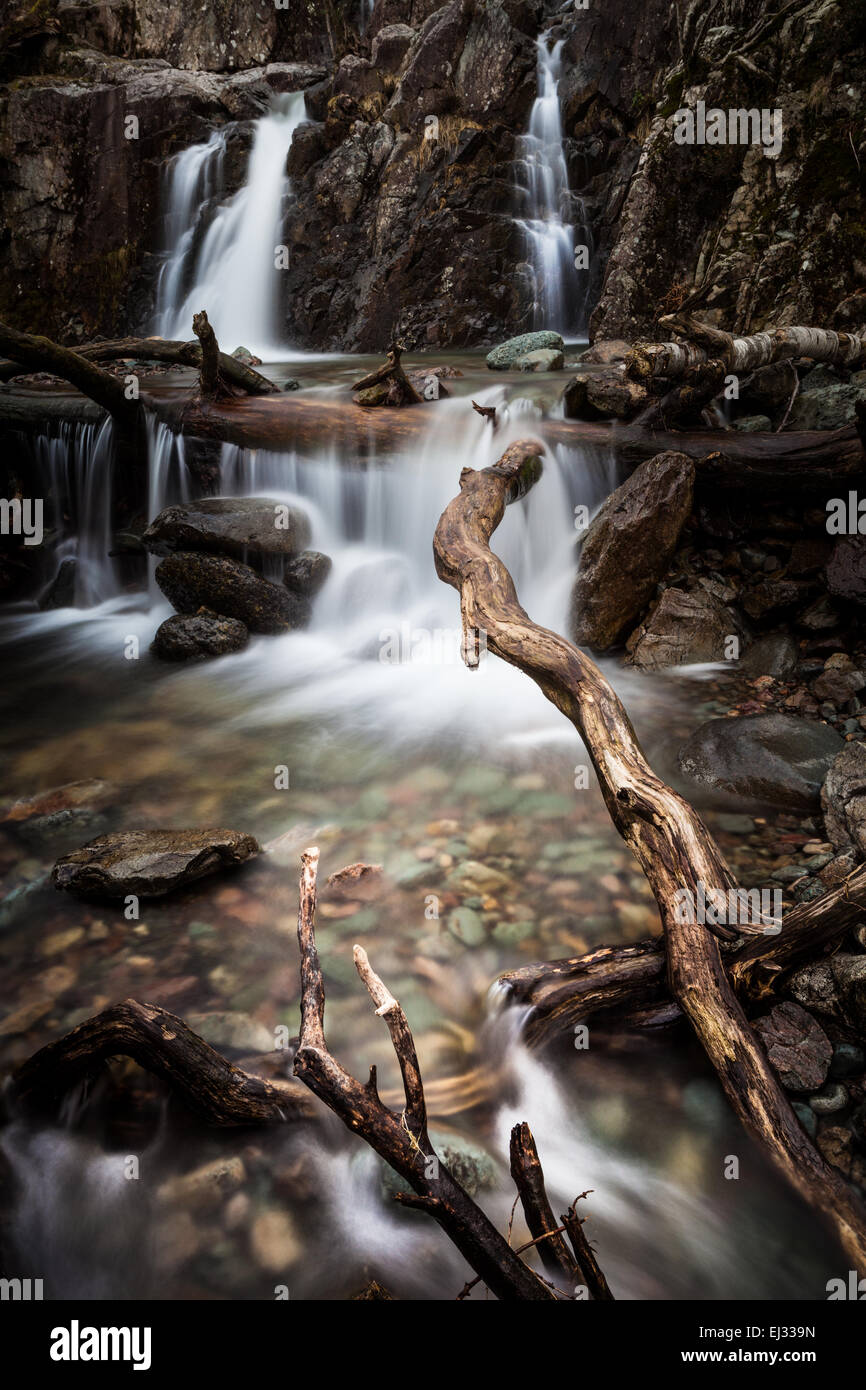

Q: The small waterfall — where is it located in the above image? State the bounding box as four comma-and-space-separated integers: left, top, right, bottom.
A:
153, 94, 307, 356
29, 417, 119, 608
515, 37, 592, 337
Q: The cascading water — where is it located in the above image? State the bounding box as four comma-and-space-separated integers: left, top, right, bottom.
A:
153, 93, 307, 356
515, 36, 593, 337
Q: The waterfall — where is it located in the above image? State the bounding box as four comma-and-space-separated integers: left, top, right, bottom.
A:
26, 418, 119, 609
515, 36, 592, 337
153, 94, 307, 357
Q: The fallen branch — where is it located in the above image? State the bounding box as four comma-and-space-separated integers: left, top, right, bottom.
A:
0, 319, 141, 435
501, 861, 866, 1045
352, 340, 423, 407
0, 336, 278, 396
10, 998, 314, 1127
628, 318, 866, 383
509, 1122, 582, 1291
433, 440, 866, 1273
192, 310, 237, 401
292, 847, 559, 1300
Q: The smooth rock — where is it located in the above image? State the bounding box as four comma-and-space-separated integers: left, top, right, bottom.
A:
515, 348, 564, 371
39, 557, 77, 610
52, 828, 259, 899
829, 1042, 865, 1078
740, 633, 798, 679
156, 552, 310, 634
185, 1010, 274, 1054
570, 452, 694, 651
143, 496, 310, 563
677, 713, 844, 809
486, 331, 564, 370
283, 550, 332, 598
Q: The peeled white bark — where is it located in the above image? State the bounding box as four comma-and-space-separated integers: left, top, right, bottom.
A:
627, 323, 866, 381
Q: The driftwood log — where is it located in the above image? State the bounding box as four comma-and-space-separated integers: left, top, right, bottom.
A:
351, 341, 423, 406
502, 862, 866, 1045
628, 317, 866, 383
0, 335, 278, 395
0, 319, 141, 438
10, 998, 315, 1126
433, 438, 866, 1273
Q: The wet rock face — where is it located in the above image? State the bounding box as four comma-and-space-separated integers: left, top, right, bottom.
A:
155, 552, 311, 633
143, 497, 311, 565
822, 744, 866, 858
150, 610, 250, 662
52, 828, 259, 899
570, 451, 695, 652
677, 713, 845, 811
626, 587, 739, 670
283, 550, 333, 598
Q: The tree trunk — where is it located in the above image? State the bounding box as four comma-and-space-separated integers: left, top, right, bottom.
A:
628, 317, 866, 382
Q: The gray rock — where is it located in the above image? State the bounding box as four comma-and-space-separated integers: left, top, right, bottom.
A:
752, 1001, 832, 1093
811, 654, 865, 704
52, 828, 259, 899
143, 497, 310, 564
185, 1011, 273, 1054
156, 553, 310, 634
788, 383, 865, 431
808, 1082, 848, 1114
821, 743, 866, 856
677, 713, 844, 810
486, 331, 564, 370
382, 1128, 496, 1201
789, 952, 866, 1033
570, 452, 695, 651
627, 587, 741, 670
733, 414, 772, 432
283, 550, 332, 598
515, 348, 564, 371
151, 610, 249, 662
740, 633, 798, 679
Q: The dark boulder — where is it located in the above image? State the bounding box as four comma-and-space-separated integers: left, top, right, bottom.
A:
142, 497, 311, 565
52, 828, 260, 899
753, 1002, 832, 1094
821, 743, 866, 857
151, 610, 250, 662
826, 536, 866, 606
678, 713, 845, 810
156, 553, 310, 634
570, 451, 694, 651
283, 550, 332, 599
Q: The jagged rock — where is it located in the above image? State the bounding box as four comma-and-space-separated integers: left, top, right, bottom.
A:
626, 587, 740, 670
151, 610, 249, 661
486, 331, 564, 370
155, 553, 310, 634
811, 653, 866, 704
562, 369, 647, 420
570, 451, 694, 651
742, 578, 810, 620
142, 497, 311, 564
52, 828, 259, 899
826, 536, 866, 606
283, 550, 332, 598
677, 713, 845, 810
790, 954, 866, 1035
821, 743, 866, 857
752, 1002, 832, 1094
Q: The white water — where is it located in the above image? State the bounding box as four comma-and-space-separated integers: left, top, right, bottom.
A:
515, 37, 592, 336
153, 94, 307, 356
27, 418, 118, 608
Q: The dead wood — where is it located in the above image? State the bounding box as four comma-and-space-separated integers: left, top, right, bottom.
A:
433, 439, 866, 1273
509, 1122, 582, 1290
191, 310, 239, 401
0, 336, 278, 395
292, 847, 563, 1300
10, 998, 315, 1126
352, 341, 423, 407
0, 319, 141, 436
628, 318, 866, 383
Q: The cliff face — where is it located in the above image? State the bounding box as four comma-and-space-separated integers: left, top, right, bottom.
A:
0, 0, 863, 347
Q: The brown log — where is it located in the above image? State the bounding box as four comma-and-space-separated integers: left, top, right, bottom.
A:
10, 998, 315, 1126
0, 336, 278, 395
352, 341, 423, 406
502, 861, 866, 1045
433, 440, 866, 1273
0, 319, 140, 434
292, 847, 557, 1301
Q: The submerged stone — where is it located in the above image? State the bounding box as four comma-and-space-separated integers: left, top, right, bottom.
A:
52, 828, 260, 899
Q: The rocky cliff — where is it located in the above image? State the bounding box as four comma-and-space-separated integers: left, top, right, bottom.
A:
0, 0, 863, 347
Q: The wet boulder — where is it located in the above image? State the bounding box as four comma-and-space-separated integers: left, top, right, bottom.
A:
486, 331, 564, 370
283, 550, 332, 599
516, 348, 564, 371
562, 369, 647, 421
677, 713, 844, 810
52, 828, 260, 899
155, 553, 310, 634
39, 558, 77, 610
151, 609, 249, 661
626, 588, 739, 670
142, 497, 311, 565
570, 451, 695, 651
